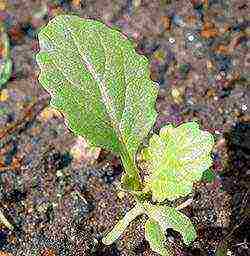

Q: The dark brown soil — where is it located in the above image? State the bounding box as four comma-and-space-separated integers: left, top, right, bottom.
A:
0, 1, 249, 255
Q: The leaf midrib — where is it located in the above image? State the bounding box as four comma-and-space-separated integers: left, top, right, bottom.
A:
64, 20, 133, 158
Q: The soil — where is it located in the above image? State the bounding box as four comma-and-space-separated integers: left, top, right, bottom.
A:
0, 1, 249, 256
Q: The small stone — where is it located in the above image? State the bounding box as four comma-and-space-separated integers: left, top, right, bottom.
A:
171, 88, 183, 104
169, 37, 175, 44
206, 60, 213, 70
133, 0, 141, 8
117, 191, 125, 200
0, 0, 7, 11
72, 0, 81, 8
171, 88, 180, 99
219, 71, 226, 77
206, 89, 215, 97
172, 14, 186, 27
0, 89, 8, 101
215, 44, 229, 55
201, 21, 219, 39
216, 73, 223, 81
242, 104, 247, 111
38, 107, 62, 121
0, 252, 14, 256
56, 170, 63, 177
161, 16, 171, 31
214, 130, 222, 135
70, 136, 100, 164
40, 248, 57, 256
187, 34, 194, 42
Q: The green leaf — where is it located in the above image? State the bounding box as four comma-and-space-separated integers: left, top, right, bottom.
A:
36, 15, 158, 190
202, 168, 216, 183
102, 203, 144, 245
145, 218, 174, 256
0, 59, 12, 87
0, 24, 12, 88
142, 121, 214, 201
144, 202, 197, 245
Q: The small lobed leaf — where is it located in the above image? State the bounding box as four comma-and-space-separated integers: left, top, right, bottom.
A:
144, 202, 197, 245
142, 121, 214, 202
145, 218, 174, 256
36, 15, 158, 189
102, 203, 144, 245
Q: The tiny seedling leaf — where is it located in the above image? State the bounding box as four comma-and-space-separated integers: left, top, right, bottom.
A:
0, 24, 12, 87
102, 203, 144, 245
142, 121, 214, 201
36, 15, 158, 190
145, 218, 173, 256
144, 202, 197, 245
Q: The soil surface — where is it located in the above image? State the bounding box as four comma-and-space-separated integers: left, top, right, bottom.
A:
0, 1, 249, 256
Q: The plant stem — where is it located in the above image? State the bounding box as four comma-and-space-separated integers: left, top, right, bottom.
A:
102, 203, 144, 245
176, 198, 193, 210
119, 146, 142, 191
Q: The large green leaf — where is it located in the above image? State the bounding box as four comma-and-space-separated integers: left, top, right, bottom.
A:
102, 203, 144, 245
36, 15, 158, 190
142, 121, 214, 201
145, 218, 173, 256
144, 202, 197, 245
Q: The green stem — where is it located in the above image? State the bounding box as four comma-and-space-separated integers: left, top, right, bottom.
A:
102, 203, 144, 245
119, 145, 142, 191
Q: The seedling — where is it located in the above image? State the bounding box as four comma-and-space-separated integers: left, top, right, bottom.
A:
36, 15, 214, 255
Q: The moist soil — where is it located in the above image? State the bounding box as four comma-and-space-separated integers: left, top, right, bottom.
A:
0, 1, 249, 255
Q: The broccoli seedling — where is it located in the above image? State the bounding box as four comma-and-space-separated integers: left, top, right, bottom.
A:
36, 15, 214, 255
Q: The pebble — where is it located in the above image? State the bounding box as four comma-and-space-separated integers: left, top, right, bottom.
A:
168, 37, 175, 44
172, 14, 186, 27
0, 88, 8, 101
0, 0, 7, 11
201, 21, 219, 39
171, 88, 183, 103
161, 16, 171, 31
40, 248, 57, 256
0, 252, 14, 256
72, 0, 81, 8
70, 136, 100, 164
241, 104, 247, 112
38, 107, 62, 121
187, 34, 195, 42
